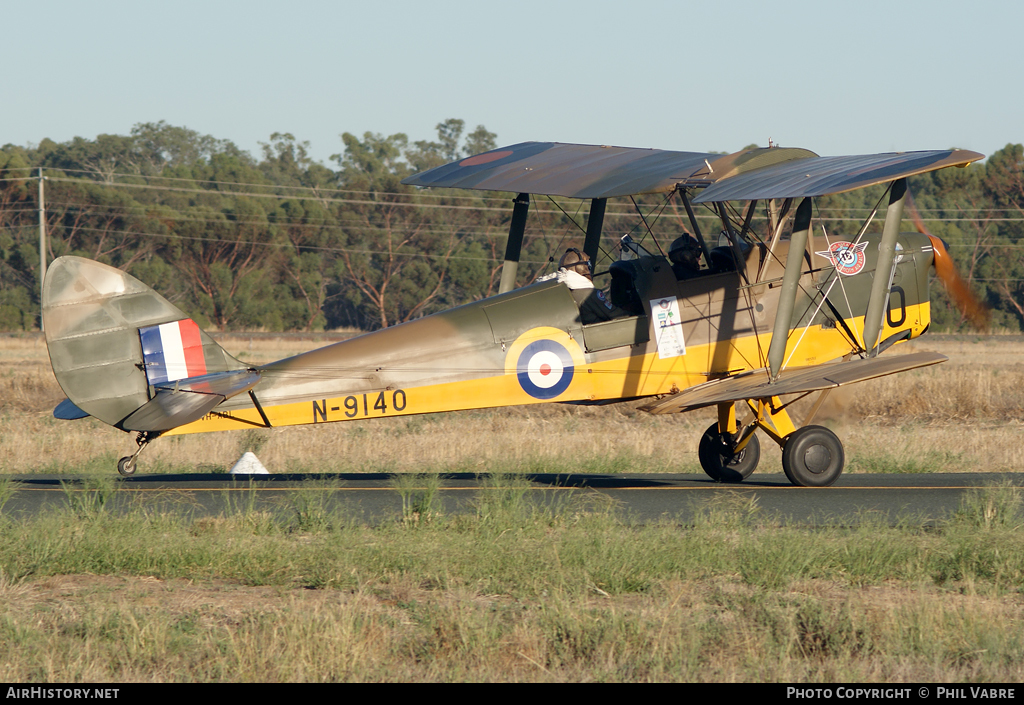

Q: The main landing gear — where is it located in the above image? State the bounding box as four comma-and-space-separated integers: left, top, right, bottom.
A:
781, 425, 844, 487
117, 431, 160, 476
699, 422, 760, 483
697, 396, 845, 487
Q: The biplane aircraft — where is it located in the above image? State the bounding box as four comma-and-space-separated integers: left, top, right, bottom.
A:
43, 141, 986, 486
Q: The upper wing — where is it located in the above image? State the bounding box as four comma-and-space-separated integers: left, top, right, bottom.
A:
692, 150, 983, 203
403, 142, 983, 201
401, 142, 721, 199
638, 351, 947, 415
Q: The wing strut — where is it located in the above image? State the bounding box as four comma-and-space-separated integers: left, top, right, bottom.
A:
582, 198, 606, 263
678, 190, 713, 267
767, 197, 813, 381
759, 198, 793, 281
716, 202, 759, 289
862, 178, 907, 356
498, 193, 530, 294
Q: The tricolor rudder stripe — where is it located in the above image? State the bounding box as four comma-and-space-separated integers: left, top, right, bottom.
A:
139, 319, 208, 384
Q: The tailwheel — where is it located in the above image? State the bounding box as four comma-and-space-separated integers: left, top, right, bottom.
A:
117, 456, 137, 477
116, 430, 159, 477
698, 423, 760, 483
781, 425, 844, 487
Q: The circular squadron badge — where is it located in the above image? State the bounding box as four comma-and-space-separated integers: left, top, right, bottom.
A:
816, 240, 870, 276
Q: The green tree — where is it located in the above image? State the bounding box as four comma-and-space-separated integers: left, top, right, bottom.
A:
334, 131, 410, 190
464, 124, 498, 156
131, 121, 240, 171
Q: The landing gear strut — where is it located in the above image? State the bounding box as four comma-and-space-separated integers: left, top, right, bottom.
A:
699, 396, 846, 487
117, 431, 159, 476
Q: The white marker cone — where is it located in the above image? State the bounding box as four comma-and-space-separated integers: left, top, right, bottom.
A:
229, 451, 270, 475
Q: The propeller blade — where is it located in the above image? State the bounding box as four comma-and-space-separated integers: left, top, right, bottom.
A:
927, 235, 990, 331
905, 190, 930, 236
906, 191, 990, 331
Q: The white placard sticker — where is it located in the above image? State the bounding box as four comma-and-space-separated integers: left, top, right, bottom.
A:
650, 296, 686, 359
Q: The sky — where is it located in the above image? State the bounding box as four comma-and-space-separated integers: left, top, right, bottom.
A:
3, 0, 1020, 165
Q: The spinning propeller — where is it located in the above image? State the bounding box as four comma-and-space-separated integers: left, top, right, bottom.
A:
906, 192, 990, 331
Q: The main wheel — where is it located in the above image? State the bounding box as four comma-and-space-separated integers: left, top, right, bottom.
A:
781, 425, 844, 487
698, 423, 760, 483
117, 456, 137, 477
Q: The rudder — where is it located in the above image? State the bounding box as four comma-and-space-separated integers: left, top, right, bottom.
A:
43, 256, 246, 429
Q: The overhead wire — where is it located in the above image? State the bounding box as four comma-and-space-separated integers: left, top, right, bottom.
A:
9, 165, 517, 202
11, 199, 722, 233
7, 172, 1022, 221
40, 224, 551, 264
27, 201, 636, 245
3, 172, 1024, 283
4, 161, 1023, 208
35, 175, 710, 221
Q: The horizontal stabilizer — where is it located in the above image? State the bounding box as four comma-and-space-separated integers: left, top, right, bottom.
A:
640, 351, 947, 415
53, 398, 90, 420
121, 369, 261, 432
152, 369, 261, 397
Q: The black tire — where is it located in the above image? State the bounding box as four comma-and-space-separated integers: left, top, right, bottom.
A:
117, 456, 137, 477
781, 425, 844, 487
698, 423, 760, 483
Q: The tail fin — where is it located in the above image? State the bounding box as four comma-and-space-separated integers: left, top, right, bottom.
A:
43, 256, 248, 430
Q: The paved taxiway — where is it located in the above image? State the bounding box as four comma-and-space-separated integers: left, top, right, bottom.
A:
4, 473, 1022, 525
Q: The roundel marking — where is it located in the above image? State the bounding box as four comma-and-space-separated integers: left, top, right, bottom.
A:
459, 150, 514, 167
516, 340, 574, 399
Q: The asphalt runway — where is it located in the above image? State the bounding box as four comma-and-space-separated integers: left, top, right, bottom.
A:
4, 472, 1022, 526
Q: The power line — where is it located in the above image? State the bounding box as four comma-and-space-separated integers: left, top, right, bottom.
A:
39, 176, 692, 219
21, 168, 1005, 209
9, 186, 716, 223
10, 164, 511, 201
13, 191, 1024, 228
50, 167, 519, 203
14, 166, 542, 205
19, 203, 606, 241
5, 159, 1023, 211
47, 221, 1024, 276
7, 169, 1023, 218
10, 202, 1023, 231
35, 197, 686, 225
45, 224, 553, 264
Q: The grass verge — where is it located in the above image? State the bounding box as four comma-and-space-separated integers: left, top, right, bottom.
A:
0, 481, 1021, 681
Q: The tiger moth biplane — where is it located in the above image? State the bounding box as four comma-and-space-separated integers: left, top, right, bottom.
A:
42, 141, 985, 485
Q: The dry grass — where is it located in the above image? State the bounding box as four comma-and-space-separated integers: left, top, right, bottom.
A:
4, 333, 1022, 683
2, 573, 1022, 682
2, 334, 1022, 475
0, 483, 1022, 683
841, 337, 1024, 421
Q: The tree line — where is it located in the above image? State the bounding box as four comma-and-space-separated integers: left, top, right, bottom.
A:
1, 120, 1021, 332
